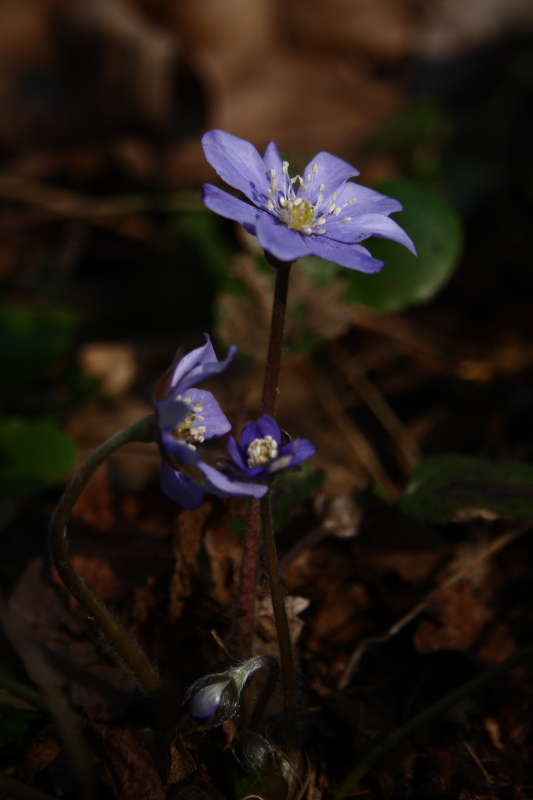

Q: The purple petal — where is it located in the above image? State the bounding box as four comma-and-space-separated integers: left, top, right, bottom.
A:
202, 130, 270, 207
262, 141, 289, 196
227, 435, 248, 471
326, 213, 417, 254
175, 341, 237, 396
299, 151, 359, 205
267, 438, 317, 473
255, 215, 308, 263
159, 431, 202, 466
154, 399, 189, 432
303, 236, 384, 273
256, 415, 282, 446
286, 438, 318, 465
186, 388, 231, 439
198, 462, 268, 499
170, 333, 216, 391
189, 681, 228, 719
202, 184, 267, 230
160, 462, 204, 509
334, 182, 403, 216
239, 420, 262, 451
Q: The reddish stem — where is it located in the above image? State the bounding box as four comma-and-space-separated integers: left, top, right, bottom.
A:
234, 261, 292, 657
234, 497, 261, 657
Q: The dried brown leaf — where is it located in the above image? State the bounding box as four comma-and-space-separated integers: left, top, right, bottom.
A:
413, 581, 493, 654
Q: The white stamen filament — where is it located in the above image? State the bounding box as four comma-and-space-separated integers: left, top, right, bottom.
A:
265, 159, 357, 235
172, 396, 207, 447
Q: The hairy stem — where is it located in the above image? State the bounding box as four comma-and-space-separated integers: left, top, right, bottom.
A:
259, 491, 298, 756
235, 260, 292, 657
261, 261, 292, 417
48, 416, 180, 719
234, 498, 261, 658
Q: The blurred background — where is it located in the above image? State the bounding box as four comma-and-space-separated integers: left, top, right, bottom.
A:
3, 5, 533, 795
2, 0, 533, 501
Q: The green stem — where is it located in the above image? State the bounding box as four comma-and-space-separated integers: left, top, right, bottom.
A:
48, 415, 180, 718
333, 641, 533, 800
259, 491, 297, 756
261, 262, 292, 417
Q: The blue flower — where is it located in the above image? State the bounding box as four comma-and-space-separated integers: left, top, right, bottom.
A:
202, 129, 416, 273
155, 334, 267, 509
227, 415, 317, 479
185, 656, 271, 726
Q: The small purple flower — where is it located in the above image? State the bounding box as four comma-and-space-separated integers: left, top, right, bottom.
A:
202, 129, 416, 273
185, 656, 270, 727
155, 334, 267, 509
227, 415, 317, 479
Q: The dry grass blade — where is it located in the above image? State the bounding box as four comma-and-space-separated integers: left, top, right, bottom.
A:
304, 361, 398, 502
328, 341, 422, 472
338, 523, 530, 689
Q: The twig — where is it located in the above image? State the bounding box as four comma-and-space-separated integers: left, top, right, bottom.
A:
338, 524, 530, 689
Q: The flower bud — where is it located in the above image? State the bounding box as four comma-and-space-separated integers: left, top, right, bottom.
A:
184, 655, 271, 727
236, 732, 295, 796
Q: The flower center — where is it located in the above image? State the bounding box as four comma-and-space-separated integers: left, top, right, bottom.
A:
247, 435, 278, 468
280, 196, 316, 231
265, 161, 357, 235
172, 396, 206, 449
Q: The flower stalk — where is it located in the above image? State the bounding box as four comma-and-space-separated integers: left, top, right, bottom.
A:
261, 260, 292, 417
48, 416, 187, 729
259, 490, 298, 756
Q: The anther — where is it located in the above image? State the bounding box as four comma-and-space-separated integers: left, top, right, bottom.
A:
319, 183, 325, 192
312, 163, 319, 173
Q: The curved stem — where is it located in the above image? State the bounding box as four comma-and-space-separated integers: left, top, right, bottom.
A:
259, 491, 297, 756
333, 640, 533, 800
249, 656, 280, 732
48, 415, 179, 717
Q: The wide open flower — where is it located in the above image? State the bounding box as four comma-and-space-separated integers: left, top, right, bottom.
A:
202, 129, 416, 273
227, 415, 317, 480
155, 334, 267, 509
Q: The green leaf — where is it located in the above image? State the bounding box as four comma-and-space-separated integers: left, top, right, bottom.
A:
399, 455, 533, 523
271, 464, 325, 531
0, 304, 76, 389
344, 180, 463, 313
0, 419, 77, 498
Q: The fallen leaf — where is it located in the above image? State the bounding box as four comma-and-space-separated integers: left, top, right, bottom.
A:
413, 581, 493, 653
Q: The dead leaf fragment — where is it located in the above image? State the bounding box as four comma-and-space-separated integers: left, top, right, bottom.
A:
414, 581, 493, 653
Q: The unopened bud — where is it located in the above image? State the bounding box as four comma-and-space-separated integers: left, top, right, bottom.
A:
184, 655, 271, 727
